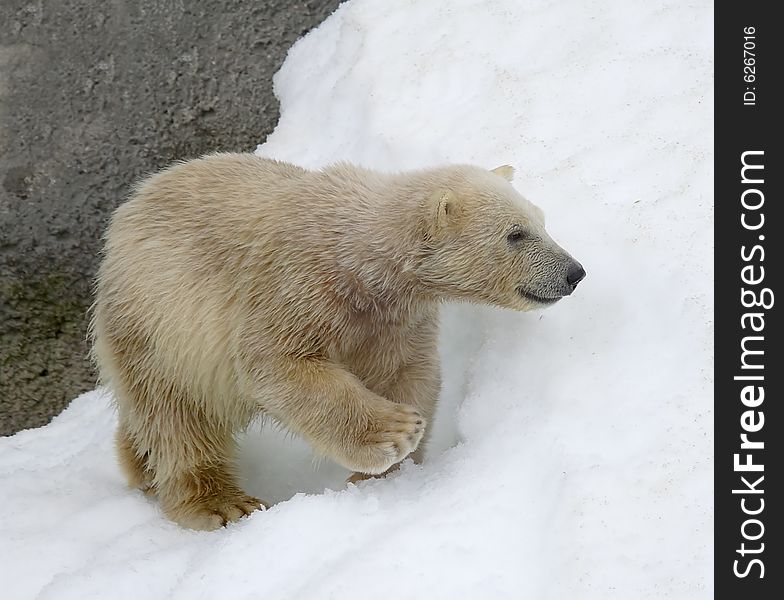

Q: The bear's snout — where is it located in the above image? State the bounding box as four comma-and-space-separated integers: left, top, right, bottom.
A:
565, 261, 586, 293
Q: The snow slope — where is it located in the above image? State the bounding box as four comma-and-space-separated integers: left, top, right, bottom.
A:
0, 0, 713, 598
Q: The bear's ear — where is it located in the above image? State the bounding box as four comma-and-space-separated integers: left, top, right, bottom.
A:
491, 165, 515, 181
427, 188, 462, 238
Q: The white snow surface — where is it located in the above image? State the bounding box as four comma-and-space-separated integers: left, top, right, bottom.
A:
1, 0, 713, 598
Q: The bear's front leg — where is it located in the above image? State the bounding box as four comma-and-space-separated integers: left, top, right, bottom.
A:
386, 355, 442, 464
347, 355, 442, 483
258, 359, 427, 474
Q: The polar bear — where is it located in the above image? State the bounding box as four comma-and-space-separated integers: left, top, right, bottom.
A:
91, 153, 585, 530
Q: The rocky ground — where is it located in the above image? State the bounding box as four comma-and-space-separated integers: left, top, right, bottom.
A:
0, 0, 342, 435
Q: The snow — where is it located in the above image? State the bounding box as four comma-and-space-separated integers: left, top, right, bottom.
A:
0, 0, 713, 598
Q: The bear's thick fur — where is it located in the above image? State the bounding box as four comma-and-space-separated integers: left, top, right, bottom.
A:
91, 153, 584, 530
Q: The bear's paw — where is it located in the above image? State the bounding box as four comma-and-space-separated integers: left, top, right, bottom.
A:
350, 403, 426, 475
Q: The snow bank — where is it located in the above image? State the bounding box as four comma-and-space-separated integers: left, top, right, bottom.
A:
0, 0, 713, 598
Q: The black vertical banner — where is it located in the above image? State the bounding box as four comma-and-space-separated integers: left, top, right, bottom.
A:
715, 3, 782, 598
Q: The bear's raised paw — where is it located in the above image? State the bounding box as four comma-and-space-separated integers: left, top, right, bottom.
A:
348, 403, 425, 475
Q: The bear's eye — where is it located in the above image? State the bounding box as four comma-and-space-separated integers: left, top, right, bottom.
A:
507, 228, 527, 244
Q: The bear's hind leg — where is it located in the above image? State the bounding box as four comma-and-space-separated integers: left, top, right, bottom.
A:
116, 423, 155, 494
159, 459, 264, 531
144, 397, 265, 531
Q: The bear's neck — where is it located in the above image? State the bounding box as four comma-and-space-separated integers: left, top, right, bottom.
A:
325, 168, 435, 315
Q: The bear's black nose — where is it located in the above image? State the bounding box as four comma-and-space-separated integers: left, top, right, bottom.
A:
566, 263, 586, 289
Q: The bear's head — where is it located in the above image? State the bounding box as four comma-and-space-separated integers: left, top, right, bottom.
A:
414, 164, 585, 311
